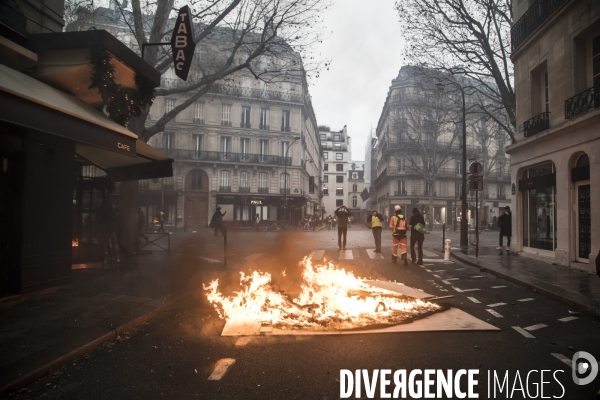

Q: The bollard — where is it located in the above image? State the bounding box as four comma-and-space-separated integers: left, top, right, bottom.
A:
444, 239, 451, 261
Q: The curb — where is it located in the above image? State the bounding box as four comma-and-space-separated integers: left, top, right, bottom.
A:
434, 249, 600, 318
0, 294, 189, 398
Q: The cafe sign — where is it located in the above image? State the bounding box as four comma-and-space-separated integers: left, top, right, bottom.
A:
170, 6, 196, 80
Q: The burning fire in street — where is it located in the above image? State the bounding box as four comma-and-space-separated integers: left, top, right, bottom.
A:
204, 257, 440, 330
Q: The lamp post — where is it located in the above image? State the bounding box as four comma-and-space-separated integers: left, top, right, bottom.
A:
283, 136, 301, 221
436, 81, 468, 247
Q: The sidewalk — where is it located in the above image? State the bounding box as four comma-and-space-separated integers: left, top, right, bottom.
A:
0, 230, 217, 398
428, 230, 600, 317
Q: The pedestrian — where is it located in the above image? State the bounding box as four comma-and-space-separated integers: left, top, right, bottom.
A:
367, 209, 384, 253
332, 216, 337, 229
492, 215, 497, 230
409, 207, 425, 264
335, 205, 351, 250
254, 213, 260, 232
496, 206, 512, 253
326, 215, 332, 230
389, 205, 408, 265
158, 209, 165, 233
209, 207, 227, 236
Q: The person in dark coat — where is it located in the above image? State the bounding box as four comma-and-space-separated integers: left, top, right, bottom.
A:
335, 205, 351, 250
367, 210, 385, 253
209, 207, 227, 236
409, 208, 425, 264
496, 206, 512, 252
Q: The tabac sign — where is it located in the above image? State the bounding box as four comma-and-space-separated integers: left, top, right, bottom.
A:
171, 5, 196, 80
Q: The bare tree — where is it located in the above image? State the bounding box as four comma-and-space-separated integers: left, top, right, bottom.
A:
396, 0, 516, 143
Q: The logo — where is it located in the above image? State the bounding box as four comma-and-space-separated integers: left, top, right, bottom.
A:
572, 351, 598, 385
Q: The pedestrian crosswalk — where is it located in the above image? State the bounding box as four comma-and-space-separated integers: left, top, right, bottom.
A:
243, 247, 447, 262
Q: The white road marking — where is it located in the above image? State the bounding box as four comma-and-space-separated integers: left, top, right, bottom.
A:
455, 268, 467, 271
433, 274, 441, 278
235, 337, 252, 346
426, 269, 432, 272
442, 278, 459, 285
512, 326, 535, 338
518, 298, 535, 302
487, 302, 507, 308
207, 358, 236, 380
244, 253, 264, 261
452, 287, 464, 292
462, 288, 481, 292
471, 275, 484, 278
424, 264, 434, 266
435, 270, 446, 272
420, 265, 426, 268
199, 257, 222, 263
558, 316, 579, 322
338, 250, 353, 260
422, 258, 451, 263
467, 297, 480, 303
492, 286, 507, 289
524, 324, 547, 331
445, 278, 460, 281
310, 250, 325, 261
365, 249, 384, 259
551, 353, 573, 368
487, 309, 504, 318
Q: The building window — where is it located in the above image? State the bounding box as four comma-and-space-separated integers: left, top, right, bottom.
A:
399, 157, 405, 172
193, 102, 204, 123
594, 35, 600, 91
334, 143, 341, 150
352, 172, 358, 179
165, 98, 175, 113
241, 106, 251, 128
240, 138, 250, 160
336, 199, 343, 207
221, 104, 232, 126
320, 133, 326, 140
190, 170, 203, 190
309, 176, 314, 194
240, 171, 249, 189
163, 132, 174, 154
323, 175, 328, 183
455, 181, 461, 197
498, 185, 505, 199
521, 162, 556, 251
260, 108, 270, 130
352, 183, 358, 192
398, 180, 406, 195
324, 164, 329, 171
281, 110, 290, 131
425, 182, 431, 195
323, 187, 329, 195
281, 141, 290, 158
333, 134, 341, 141
336, 164, 343, 172
220, 170, 230, 191
324, 152, 328, 160
456, 160, 462, 175
259, 140, 269, 162
258, 172, 268, 193
352, 195, 358, 208
336, 187, 343, 196
336, 153, 343, 160
220, 137, 231, 160
280, 173, 290, 193
192, 134, 202, 159
336, 175, 344, 183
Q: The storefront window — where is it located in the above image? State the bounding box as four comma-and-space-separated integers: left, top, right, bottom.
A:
521, 162, 556, 251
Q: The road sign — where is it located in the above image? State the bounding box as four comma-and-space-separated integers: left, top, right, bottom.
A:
469, 161, 483, 174
171, 5, 196, 81
468, 174, 483, 191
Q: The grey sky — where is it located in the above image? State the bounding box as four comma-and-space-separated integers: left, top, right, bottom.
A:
309, 0, 405, 162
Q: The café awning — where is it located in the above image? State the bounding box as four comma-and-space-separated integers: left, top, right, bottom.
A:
0, 64, 172, 181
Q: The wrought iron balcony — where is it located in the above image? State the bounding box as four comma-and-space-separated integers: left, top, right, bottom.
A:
565, 86, 597, 119
511, 0, 570, 51
523, 112, 550, 137
219, 186, 231, 193
221, 120, 232, 127
239, 186, 251, 193
393, 190, 408, 196
281, 125, 291, 132
259, 123, 270, 130
280, 188, 290, 194
207, 83, 306, 103
258, 187, 269, 194
240, 121, 251, 129
193, 117, 204, 124
155, 149, 292, 166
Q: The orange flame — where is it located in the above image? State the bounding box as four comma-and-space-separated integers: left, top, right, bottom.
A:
72, 238, 79, 247
203, 257, 439, 329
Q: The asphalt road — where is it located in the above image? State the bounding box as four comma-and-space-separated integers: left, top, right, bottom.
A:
9, 229, 600, 400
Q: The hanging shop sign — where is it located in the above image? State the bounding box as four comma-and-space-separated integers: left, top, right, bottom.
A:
171, 6, 196, 81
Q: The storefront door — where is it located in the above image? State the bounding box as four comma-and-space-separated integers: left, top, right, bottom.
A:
577, 184, 591, 260
184, 194, 208, 230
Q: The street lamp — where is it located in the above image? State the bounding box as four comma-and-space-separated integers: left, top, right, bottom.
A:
284, 136, 301, 221
436, 81, 468, 247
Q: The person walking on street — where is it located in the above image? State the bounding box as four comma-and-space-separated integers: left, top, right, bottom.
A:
158, 210, 165, 233
335, 205, 351, 250
409, 208, 425, 264
209, 207, 227, 236
389, 205, 408, 265
496, 206, 512, 253
367, 210, 384, 253
254, 213, 260, 232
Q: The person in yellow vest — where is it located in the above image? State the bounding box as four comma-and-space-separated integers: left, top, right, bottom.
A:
254, 213, 260, 232
389, 205, 408, 265
367, 210, 385, 253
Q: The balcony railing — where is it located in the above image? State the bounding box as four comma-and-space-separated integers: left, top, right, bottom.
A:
240, 121, 251, 129
280, 188, 290, 194
219, 186, 231, 192
193, 117, 205, 124
382, 138, 482, 154
511, 0, 570, 51
221, 120, 232, 127
393, 190, 408, 196
207, 83, 306, 103
281, 125, 291, 132
155, 149, 292, 166
259, 123, 270, 130
258, 187, 269, 194
523, 112, 550, 137
565, 86, 597, 119
239, 186, 250, 193
321, 143, 349, 151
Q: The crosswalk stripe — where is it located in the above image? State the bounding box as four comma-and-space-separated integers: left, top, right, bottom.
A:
518, 298, 534, 302
426, 269, 432, 272
365, 249, 385, 259
512, 326, 535, 338
524, 323, 547, 331
208, 358, 236, 380
487, 309, 504, 318
471, 275, 484, 278
551, 353, 573, 368
462, 288, 480, 292
452, 287, 463, 292
487, 302, 507, 308
467, 297, 480, 303
199, 257, 222, 263
310, 250, 325, 261
492, 286, 507, 289
433, 274, 441, 278
338, 250, 353, 260
558, 316, 579, 322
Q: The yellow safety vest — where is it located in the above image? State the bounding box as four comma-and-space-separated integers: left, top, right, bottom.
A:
371, 216, 383, 228
391, 215, 407, 234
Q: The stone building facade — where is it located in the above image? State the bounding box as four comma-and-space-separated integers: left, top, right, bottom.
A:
320, 126, 351, 217
508, 0, 599, 269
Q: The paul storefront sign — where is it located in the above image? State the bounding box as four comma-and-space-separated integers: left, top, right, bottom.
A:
171, 5, 196, 81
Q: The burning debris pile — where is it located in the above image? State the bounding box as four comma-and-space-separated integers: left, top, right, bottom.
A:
203, 257, 440, 330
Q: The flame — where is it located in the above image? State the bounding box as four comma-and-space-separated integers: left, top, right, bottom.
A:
72, 238, 79, 247
203, 257, 440, 329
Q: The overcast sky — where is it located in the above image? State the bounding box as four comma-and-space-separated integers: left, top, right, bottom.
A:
309, 0, 405, 163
